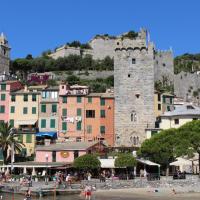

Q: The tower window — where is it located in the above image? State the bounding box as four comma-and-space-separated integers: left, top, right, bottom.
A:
163, 63, 166, 67
117, 42, 119, 45
132, 58, 136, 64
135, 94, 140, 98
128, 74, 131, 78
131, 111, 137, 122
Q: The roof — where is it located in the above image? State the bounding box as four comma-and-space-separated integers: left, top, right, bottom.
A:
137, 158, 160, 167
88, 92, 114, 98
161, 104, 200, 117
162, 93, 174, 97
43, 86, 59, 91
36, 141, 99, 151
28, 85, 47, 90
70, 84, 89, 89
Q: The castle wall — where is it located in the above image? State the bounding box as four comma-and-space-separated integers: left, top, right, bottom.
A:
0, 54, 9, 74
154, 51, 174, 84
114, 31, 155, 147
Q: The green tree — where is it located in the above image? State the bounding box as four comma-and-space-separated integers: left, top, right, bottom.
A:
73, 154, 101, 170
139, 129, 178, 175
0, 122, 23, 164
66, 75, 80, 85
176, 120, 200, 177
115, 153, 136, 179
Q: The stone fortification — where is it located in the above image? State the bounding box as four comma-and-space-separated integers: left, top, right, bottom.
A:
114, 29, 155, 147
0, 33, 10, 74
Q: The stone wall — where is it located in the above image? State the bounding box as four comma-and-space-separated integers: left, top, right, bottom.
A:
114, 30, 155, 147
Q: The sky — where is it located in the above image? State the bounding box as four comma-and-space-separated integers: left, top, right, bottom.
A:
0, 0, 200, 59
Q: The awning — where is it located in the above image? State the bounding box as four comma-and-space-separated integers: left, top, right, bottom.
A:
36, 132, 57, 139
137, 158, 160, 167
16, 120, 37, 125
170, 157, 192, 166
99, 159, 115, 168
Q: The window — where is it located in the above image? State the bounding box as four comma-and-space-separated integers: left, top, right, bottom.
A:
1, 84, 6, 91
163, 96, 166, 103
41, 119, 46, 128
77, 108, 82, 116
131, 111, 137, 122
100, 110, 105, 118
23, 94, 28, 102
174, 119, 179, 125
86, 110, 95, 118
41, 104, 46, 113
87, 125, 92, 134
74, 150, 79, 158
23, 107, 28, 114
100, 126, 105, 134
10, 106, 15, 113
9, 119, 14, 127
62, 96, 67, 103
32, 94, 36, 101
77, 96, 82, 103
1, 94, 5, 101
62, 122, 67, 131
11, 95, 15, 102
62, 108, 67, 116
167, 106, 170, 111
52, 104, 57, 113
100, 98, 105, 106
26, 134, 32, 143
163, 63, 166, 67
135, 94, 140, 98
128, 74, 131, 78
132, 58, 136, 64
193, 118, 198, 121
52, 151, 56, 162
88, 97, 92, 103
158, 104, 161, 111
0, 106, 5, 113
32, 107, 36, 114
50, 119, 56, 128
158, 94, 161, 101
18, 134, 23, 143
170, 97, 173, 104
77, 121, 82, 131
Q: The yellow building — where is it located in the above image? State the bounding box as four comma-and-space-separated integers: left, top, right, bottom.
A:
159, 104, 200, 129
9, 87, 41, 156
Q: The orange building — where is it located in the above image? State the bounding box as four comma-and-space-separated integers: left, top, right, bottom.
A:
58, 83, 114, 147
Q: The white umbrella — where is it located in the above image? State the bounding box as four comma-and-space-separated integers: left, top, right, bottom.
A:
32, 167, 36, 176
23, 167, 27, 174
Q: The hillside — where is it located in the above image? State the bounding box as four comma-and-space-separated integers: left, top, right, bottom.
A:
174, 53, 200, 74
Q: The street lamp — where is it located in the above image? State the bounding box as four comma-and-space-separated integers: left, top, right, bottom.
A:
45, 154, 49, 185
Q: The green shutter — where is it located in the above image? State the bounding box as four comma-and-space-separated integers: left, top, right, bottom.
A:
62, 122, 67, 131
62, 108, 67, 116
9, 119, 14, 127
100, 110, 105, 118
163, 96, 166, 103
52, 104, 57, 113
77, 108, 82, 116
100, 126, 105, 134
88, 97, 92, 103
32, 107, 36, 114
23, 94, 28, 101
41, 119, 46, 128
0, 106, 5, 113
1, 84, 6, 91
10, 106, 15, 113
77, 96, 82, 103
77, 121, 82, 130
32, 94, 36, 101
18, 134, 23, 143
170, 97, 173, 104
1, 94, 5, 101
100, 98, 105, 106
50, 119, 56, 128
41, 104, 46, 113
23, 107, 28, 114
62, 96, 67, 103
26, 134, 32, 143
11, 95, 15, 102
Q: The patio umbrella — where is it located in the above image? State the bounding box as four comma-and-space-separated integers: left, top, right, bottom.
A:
32, 167, 36, 176
23, 167, 27, 174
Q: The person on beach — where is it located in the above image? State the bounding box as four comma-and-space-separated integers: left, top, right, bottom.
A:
24, 188, 31, 200
66, 174, 72, 188
84, 184, 92, 200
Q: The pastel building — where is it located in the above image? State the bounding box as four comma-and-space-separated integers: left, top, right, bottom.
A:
9, 86, 41, 156
58, 83, 115, 146
35, 141, 106, 163
0, 81, 23, 123
37, 86, 59, 143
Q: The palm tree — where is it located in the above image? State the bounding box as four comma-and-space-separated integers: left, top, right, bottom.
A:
0, 122, 23, 164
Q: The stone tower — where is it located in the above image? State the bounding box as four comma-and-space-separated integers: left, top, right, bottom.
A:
0, 33, 10, 74
114, 29, 155, 147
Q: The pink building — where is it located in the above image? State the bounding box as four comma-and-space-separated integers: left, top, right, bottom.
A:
35, 141, 106, 163
0, 81, 23, 124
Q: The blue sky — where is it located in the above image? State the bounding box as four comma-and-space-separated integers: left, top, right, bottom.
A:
0, 0, 199, 59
